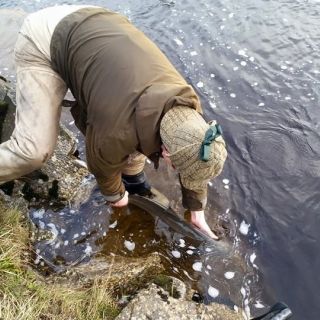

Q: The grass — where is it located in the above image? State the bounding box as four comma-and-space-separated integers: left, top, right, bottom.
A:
0, 206, 120, 320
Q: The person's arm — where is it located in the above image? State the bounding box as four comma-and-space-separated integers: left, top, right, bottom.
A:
85, 128, 131, 207
179, 176, 219, 240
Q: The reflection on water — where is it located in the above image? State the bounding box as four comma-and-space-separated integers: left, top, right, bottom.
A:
1, 0, 320, 319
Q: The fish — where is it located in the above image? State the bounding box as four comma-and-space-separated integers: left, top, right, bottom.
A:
129, 187, 232, 257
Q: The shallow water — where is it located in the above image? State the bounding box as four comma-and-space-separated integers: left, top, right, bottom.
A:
1, 1, 320, 319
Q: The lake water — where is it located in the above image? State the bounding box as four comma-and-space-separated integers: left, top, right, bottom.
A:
0, 1, 319, 319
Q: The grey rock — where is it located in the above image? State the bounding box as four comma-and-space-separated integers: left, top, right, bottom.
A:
116, 279, 243, 320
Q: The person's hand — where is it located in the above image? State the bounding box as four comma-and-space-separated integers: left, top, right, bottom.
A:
190, 210, 219, 240
111, 191, 129, 207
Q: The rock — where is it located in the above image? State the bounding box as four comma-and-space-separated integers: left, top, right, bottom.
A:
116, 279, 243, 320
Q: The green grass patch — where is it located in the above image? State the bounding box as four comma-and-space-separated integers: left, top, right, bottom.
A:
0, 205, 120, 320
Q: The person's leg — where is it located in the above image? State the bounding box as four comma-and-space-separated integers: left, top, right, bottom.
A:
0, 34, 67, 184
122, 152, 152, 196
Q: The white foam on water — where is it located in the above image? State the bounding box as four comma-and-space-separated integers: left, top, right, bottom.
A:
208, 181, 213, 187
205, 247, 212, 252
178, 239, 186, 247
186, 250, 194, 255
64, 240, 69, 246
197, 81, 204, 88
73, 233, 79, 239
206, 265, 212, 270
174, 38, 183, 46
285, 96, 291, 100
188, 246, 196, 249
233, 66, 239, 71
32, 209, 45, 219
210, 73, 215, 78
254, 301, 265, 308
208, 286, 219, 298
222, 179, 229, 184
224, 271, 235, 279
124, 240, 135, 251
258, 102, 265, 107
209, 101, 217, 109
192, 262, 203, 272
55, 242, 60, 249
190, 51, 198, 56
220, 25, 225, 30
249, 56, 255, 62
171, 250, 181, 258
234, 305, 239, 312
84, 245, 92, 255
238, 49, 246, 56
239, 220, 250, 235
81, 232, 86, 236
229, 12, 235, 18
241, 61, 247, 66
224, 185, 229, 189
109, 220, 118, 229
60, 228, 66, 234
230, 93, 236, 98
281, 65, 288, 70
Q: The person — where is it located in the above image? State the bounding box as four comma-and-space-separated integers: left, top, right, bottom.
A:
0, 5, 227, 239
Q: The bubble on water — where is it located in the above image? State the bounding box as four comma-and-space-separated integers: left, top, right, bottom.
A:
258, 102, 265, 107
250, 252, 257, 264
60, 228, 66, 234
197, 81, 204, 88
210, 73, 215, 78
230, 93, 236, 98
206, 265, 212, 270
205, 270, 209, 275
69, 120, 75, 125
186, 250, 194, 255
124, 240, 135, 251
205, 247, 212, 252
73, 233, 79, 239
81, 232, 86, 236
241, 61, 247, 66
208, 286, 219, 298
171, 250, 181, 258
224, 185, 229, 189
32, 209, 45, 219
233, 66, 239, 71
109, 220, 117, 229
192, 262, 203, 272
59, 212, 65, 216
3, 67, 8, 71
281, 65, 288, 70
238, 50, 247, 56
285, 96, 291, 100
229, 12, 235, 18
222, 179, 229, 184
178, 239, 186, 247
190, 51, 198, 56
249, 56, 255, 62
254, 301, 265, 308
189, 246, 196, 249
224, 271, 235, 279
174, 38, 183, 46
209, 101, 217, 109
55, 242, 60, 249
239, 220, 250, 235
64, 240, 69, 246
84, 245, 92, 255
220, 25, 225, 30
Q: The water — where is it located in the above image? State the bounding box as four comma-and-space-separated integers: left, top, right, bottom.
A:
1, 1, 320, 319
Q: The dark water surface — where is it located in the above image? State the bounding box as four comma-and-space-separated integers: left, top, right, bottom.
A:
1, 1, 320, 319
